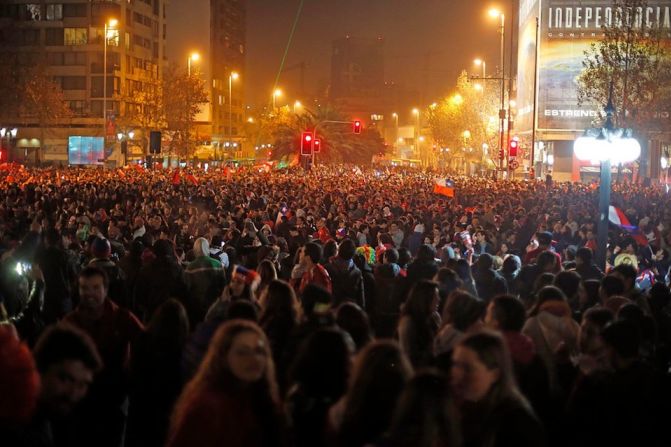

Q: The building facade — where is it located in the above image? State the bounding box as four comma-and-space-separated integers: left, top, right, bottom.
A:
516, 0, 671, 182
210, 0, 247, 159
0, 0, 167, 165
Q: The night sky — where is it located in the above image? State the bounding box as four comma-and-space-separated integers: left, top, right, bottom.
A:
168, 0, 514, 118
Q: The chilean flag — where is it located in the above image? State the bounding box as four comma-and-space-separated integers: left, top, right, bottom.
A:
609, 206, 648, 246
433, 178, 455, 198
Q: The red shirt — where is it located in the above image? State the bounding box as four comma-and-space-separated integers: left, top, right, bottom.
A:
299, 264, 332, 294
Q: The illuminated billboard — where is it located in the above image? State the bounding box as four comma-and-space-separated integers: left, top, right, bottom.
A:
517, 0, 671, 134
68, 136, 105, 165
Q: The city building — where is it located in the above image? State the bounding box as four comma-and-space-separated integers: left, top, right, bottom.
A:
330, 36, 387, 125
0, 0, 167, 165
210, 0, 247, 160
516, 0, 671, 182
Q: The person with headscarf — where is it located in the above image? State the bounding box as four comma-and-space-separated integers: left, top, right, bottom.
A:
184, 238, 227, 327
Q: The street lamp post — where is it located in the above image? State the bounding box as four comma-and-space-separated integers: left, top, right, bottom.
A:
489, 8, 506, 177
272, 88, 283, 111
392, 112, 399, 156
412, 108, 420, 159
103, 18, 118, 141
0, 127, 18, 162
573, 91, 641, 270
187, 52, 200, 76
228, 71, 239, 161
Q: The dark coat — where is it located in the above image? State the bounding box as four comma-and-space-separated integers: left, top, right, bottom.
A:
325, 257, 365, 308
473, 267, 508, 302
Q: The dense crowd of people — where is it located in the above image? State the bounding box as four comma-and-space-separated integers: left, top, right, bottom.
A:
1, 164, 671, 447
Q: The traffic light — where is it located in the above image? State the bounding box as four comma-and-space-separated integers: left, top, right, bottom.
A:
314, 138, 322, 153
499, 146, 505, 161
353, 120, 362, 134
300, 131, 314, 156
509, 137, 519, 158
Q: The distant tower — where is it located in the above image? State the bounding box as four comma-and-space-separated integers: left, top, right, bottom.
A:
330, 36, 384, 100
210, 0, 246, 153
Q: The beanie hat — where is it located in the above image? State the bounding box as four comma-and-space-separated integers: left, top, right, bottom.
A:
232, 265, 261, 287
91, 237, 111, 259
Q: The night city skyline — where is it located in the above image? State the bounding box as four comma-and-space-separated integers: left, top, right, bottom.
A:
168, 0, 513, 110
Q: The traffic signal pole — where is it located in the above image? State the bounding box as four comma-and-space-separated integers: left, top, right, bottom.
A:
311, 120, 357, 169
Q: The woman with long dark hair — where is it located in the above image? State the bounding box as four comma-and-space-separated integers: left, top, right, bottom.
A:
167, 320, 285, 447
332, 340, 413, 447
381, 370, 461, 447
259, 279, 300, 393
451, 331, 546, 447
127, 299, 190, 447
397, 279, 441, 368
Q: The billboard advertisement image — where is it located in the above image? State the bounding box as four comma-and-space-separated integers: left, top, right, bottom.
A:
68, 136, 105, 165
518, 0, 671, 134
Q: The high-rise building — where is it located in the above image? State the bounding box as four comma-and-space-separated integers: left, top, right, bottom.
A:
0, 0, 167, 165
210, 0, 246, 158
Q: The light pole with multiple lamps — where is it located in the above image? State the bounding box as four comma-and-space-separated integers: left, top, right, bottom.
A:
489, 8, 506, 177
0, 127, 18, 162
573, 92, 641, 270
103, 18, 118, 141
116, 130, 134, 166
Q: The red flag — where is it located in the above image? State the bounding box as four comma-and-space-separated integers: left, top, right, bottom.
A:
171, 169, 181, 185
185, 173, 198, 185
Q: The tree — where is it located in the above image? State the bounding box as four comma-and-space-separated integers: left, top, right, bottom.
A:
117, 78, 165, 155
269, 105, 387, 165
577, 0, 670, 179
426, 71, 500, 169
19, 62, 72, 163
162, 64, 208, 159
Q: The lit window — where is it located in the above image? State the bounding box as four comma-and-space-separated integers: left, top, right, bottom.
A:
64, 28, 87, 45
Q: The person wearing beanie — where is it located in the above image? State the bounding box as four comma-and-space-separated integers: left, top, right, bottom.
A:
184, 237, 227, 327
88, 237, 128, 308
205, 265, 261, 322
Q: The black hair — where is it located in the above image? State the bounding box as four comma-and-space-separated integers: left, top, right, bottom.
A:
79, 265, 109, 289
33, 324, 102, 374
338, 239, 357, 260
491, 295, 527, 332
303, 242, 323, 264
600, 275, 625, 298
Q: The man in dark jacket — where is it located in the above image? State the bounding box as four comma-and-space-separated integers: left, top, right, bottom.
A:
38, 229, 79, 324
574, 247, 604, 281
325, 239, 364, 308
373, 248, 404, 337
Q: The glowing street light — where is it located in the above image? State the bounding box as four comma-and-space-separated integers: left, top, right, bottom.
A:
573, 92, 641, 269
294, 100, 302, 113
474, 58, 486, 78
272, 88, 283, 109
103, 18, 118, 139
187, 52, 201, 75
488, 7, 506, 176
228, 71, 240, 146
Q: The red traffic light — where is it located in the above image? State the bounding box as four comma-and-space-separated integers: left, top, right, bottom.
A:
509, 137, 519, 158
314, 138, 322, 153
353, 120, 362, 134
301, 131, 314, 155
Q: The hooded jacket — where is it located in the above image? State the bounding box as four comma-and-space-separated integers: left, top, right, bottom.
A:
522, 301, 579, 395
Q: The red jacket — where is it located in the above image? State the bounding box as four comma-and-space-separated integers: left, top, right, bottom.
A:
299, 264, 332, 294
167, 389, 277, 447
